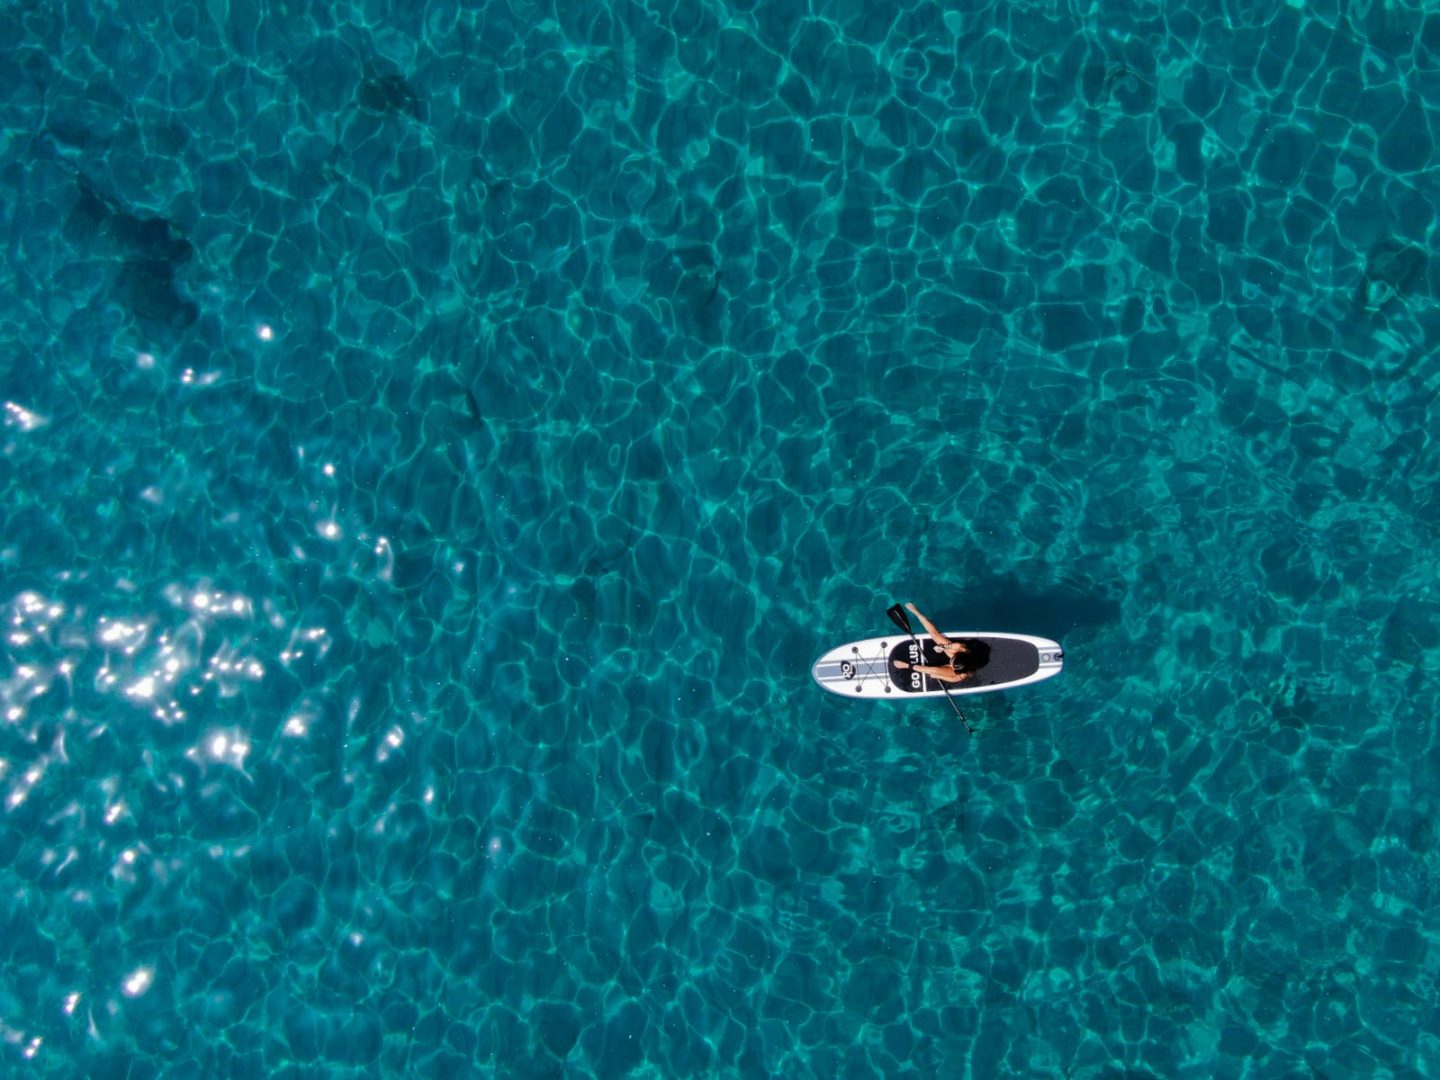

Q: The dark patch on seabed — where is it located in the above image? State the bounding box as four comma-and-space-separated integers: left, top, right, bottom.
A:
63, 172, 198, 328
357, 64, 425, 121
1356, 238, 1429, 311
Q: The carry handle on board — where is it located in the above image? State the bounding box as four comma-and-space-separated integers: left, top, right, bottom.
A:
886, 603, 975, 734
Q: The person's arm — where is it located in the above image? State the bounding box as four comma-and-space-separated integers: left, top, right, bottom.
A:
895, 661, 971, 682
905, 602, 953, 647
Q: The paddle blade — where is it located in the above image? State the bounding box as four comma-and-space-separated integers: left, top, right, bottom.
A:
886, 604, 913, 635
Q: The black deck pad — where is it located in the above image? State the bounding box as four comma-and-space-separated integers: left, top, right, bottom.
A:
888, 636, 1040, 693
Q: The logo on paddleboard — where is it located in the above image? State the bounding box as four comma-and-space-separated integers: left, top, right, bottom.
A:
840, 661, 855, 679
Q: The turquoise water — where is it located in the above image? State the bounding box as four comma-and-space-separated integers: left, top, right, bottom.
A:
2, 0, 1439, 1075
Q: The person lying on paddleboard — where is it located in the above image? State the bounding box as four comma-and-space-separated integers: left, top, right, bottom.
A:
892, 602, 989, 684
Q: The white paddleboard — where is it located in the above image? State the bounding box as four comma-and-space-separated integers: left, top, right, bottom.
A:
812, 632, 1063, 698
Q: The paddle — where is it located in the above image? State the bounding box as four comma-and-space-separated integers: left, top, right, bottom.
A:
886, 603, 975, 734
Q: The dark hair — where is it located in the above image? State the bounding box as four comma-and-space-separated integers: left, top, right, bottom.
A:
950, 640, 991, 674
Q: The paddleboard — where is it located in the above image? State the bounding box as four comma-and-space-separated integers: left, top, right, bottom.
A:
811, 632, 1063, 698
